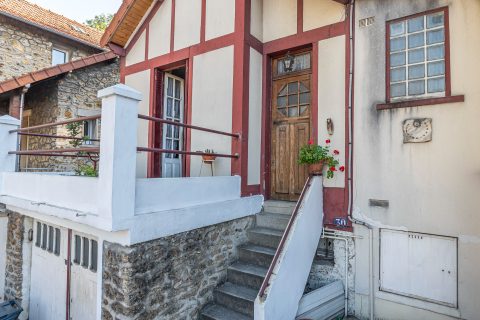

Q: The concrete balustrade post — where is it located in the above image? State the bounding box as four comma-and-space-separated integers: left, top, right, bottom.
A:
0, 116, 20, 188
97, 84, 142, 230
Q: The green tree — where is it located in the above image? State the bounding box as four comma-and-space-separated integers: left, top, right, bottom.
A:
85, 13, 113, 31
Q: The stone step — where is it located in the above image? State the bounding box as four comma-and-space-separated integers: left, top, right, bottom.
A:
227, 261, 267, 290
238, 243, 276, 267
256, 212, 291, 230
247, 227, 283, 248
263, 200, 296, 215
200, 304, 252, 320
214, 282, 257, 317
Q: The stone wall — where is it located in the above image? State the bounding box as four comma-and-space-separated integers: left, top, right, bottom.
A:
102, 216, 254, 320
3, 211, 25, 302
0, 15, 99, 81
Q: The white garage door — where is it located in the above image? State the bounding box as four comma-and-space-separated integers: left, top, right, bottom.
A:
380, 229, 457, 307
29, 221, 99, 320
30, 222, 67, 320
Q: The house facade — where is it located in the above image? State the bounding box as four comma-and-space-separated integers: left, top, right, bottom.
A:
0, 0, 479, 320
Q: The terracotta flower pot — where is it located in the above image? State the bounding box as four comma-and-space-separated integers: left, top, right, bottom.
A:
202, 155, 216, 162
308, 161, 324, 176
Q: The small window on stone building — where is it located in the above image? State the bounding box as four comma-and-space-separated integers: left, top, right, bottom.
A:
52, 48, 68, 66
74, 235, 81, 264
35, 222, 42, 247
47, 226, 54, 252
41, 224, 47, 249
82, 237, 89, 268
54, 228, 61, 256
83, 120, 98, 145
90, 240, 98, 272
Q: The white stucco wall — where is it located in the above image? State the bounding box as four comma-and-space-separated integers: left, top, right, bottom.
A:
125, 70, 151, 178
190, 46, 234, 177
205, 0, 235, 41
317, 35, 346, 188
353, 1, 480, 319
126, 30, 146, 66
262, 0, 297, 42
250, 0, 263, 42
0, 215, 7, 301
247, 48, 263, 186
303, 0, 345, 32
174, 0, 201, 51
148, 0, 172, 59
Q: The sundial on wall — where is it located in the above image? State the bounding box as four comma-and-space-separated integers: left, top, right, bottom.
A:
403, 118, 432, 143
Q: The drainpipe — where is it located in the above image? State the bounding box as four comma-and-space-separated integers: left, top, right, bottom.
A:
15, 84, 31, 172
345, 1, 375, 319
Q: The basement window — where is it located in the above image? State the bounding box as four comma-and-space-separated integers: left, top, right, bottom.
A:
90, 240, 98, 272
47, 226, 54, 252
35, 222, 41, 247
41, 224, 47, 249
54, 228, 61, 256
74, 235, 81, 264
82, 237, 89, 268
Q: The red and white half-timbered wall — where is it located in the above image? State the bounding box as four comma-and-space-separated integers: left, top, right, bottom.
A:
120, 0, 352, 229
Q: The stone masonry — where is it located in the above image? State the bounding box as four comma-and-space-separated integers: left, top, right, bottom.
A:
102, 216, 255, 320
0, 14, 99, 82
3, 211, 25, 302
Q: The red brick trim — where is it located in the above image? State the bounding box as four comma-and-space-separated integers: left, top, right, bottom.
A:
297, 0, 303, 34
376, 95, 464, 110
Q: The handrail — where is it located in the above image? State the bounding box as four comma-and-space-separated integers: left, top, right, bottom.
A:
137, 147, 239, 159
138, 114, 240, 139
258, 175, 313, 298
17, 132, 100, 142
9, 147, 100, 155
9, 115, 101, 133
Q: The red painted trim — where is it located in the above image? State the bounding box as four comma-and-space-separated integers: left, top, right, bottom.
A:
147, 68, 156, 178
247, 34, 263, 54
263, 21, 346, 54
107, 43, 126, 56
311, 42, 319, 141
120, 56, 126, 83
376, 95, 464, 110
244, 184, 261, 195
200, 0, 206, 43
170, 0, 176, 52
385, 7, 451, 102
65, 229, 72, 320
297, 0, 303, 34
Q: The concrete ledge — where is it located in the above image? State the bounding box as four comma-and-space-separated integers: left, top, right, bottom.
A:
97, 83, 142, 101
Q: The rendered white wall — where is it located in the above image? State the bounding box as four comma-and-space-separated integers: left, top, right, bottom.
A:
262, 0, 297, 42
148, 0, 172, 59
0, 215, 7, 301
174, 0, 201, 51
125, 70, 151, 178
205, 0, 235, 41
353, 1, 480, 319
247, 48, 263, 185
317, 35, 345, 188
126, 30, 146, 66
250, 0, 263, 42
190, 46, 234, 177
303, 0, 345, 32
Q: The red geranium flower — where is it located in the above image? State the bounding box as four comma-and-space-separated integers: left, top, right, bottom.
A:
325, 139, 331, 144
333, 149, 340, 155
339, 166, 345, 172
308, 138, 314, 145
329, 166, 336, 171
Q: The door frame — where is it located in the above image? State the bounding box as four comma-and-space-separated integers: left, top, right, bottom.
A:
263, 45, 316, 200
149, 62, 189, 178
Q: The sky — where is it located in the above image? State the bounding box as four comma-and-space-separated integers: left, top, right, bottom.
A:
28, 0, 123, 23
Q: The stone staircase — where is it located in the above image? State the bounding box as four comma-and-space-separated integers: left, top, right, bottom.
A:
200, 200, 333, 320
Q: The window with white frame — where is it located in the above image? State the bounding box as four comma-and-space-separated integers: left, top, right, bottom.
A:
52, 48, 68, 66
83, 120, 98, 145
388, 9, 447, 101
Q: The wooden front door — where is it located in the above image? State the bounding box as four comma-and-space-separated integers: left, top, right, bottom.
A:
271, 72, 311, 201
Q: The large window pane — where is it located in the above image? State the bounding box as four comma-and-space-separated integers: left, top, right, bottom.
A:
391, 52, 406, 67
391, 83, 406, 98
427, 29, 444, 44
408, 64, 425, 80
408, 33, 424, 48
408, 49, 425, 64
427, 13, 444, 29
409, 80, 425, 95
427, 77, 445, 93
408, 16, 424, 33
390, 37, 406, 52
391, 67, 406, 82
427, 61, 445, 77
390, 21, 405, 36
427, 45, 444, 61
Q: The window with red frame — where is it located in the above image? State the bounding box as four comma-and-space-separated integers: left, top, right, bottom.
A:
387, 8, 449, 101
